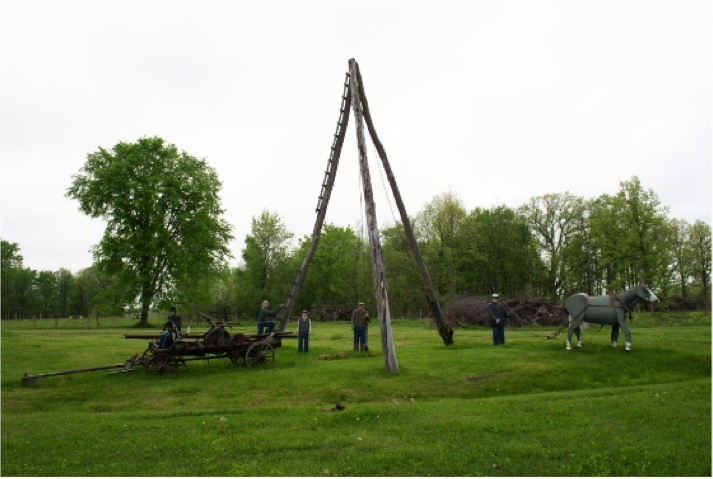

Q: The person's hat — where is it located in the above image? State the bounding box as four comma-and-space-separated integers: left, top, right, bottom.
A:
492, 294, 499, 298
302, 310, 307, 313
170, 306, 177, 312
358, 302, 364, 305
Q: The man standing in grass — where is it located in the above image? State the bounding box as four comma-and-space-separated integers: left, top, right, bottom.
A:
257, 300, 283, 335
297, 310, 312, 353
488, 294, 510, 346
351, 302, 370, 351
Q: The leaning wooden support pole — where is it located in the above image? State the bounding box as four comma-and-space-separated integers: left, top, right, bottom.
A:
349, 58, 399, 373
354, 62, 454, 345
278, 73, 352, 332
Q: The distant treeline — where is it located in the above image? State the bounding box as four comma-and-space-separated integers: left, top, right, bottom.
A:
2, 176, 710, 320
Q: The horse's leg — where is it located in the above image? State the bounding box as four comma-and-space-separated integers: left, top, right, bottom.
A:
575, 324, 583, 347
616, 311, 632, 351
567, 315, 585, 350
566, 316, 574, 350
611, 324, 619, 347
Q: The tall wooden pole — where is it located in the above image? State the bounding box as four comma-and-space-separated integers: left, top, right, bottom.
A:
349, 59, 399, 372
354, 62, 454, 345
277, 74, 352, 331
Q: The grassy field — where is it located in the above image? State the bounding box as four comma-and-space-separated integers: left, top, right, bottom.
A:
1, 312, 710, 476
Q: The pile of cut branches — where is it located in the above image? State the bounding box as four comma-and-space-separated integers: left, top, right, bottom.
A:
305, 305, 354, 322
442, 295, 567, 328
663, 296, 703, 312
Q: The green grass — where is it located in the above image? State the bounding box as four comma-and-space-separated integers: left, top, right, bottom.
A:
2, 314, 710, 476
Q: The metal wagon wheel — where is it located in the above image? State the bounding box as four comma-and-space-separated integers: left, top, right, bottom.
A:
147, 354, 177, 375
244, 341, 275, 367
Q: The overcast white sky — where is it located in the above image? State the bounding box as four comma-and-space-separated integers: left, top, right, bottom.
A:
1, 0, 711, 273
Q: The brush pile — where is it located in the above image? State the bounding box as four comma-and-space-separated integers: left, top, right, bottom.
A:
305, 305, 354, 321
442, 296, 568, 328
663, 296, 704, 312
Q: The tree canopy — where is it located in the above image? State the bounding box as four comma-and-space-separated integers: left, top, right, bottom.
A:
66, 137, 232, 325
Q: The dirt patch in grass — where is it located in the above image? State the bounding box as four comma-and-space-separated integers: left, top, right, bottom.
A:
315, 352, 380, 361
465, 374, 497, 385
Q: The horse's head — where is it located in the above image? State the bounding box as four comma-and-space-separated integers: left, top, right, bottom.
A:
635, 283, 659, 303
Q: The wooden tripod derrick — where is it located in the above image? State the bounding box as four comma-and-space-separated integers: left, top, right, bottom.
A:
277, 59, 454, 370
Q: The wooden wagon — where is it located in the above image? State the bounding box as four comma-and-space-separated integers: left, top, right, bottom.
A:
21, 320, 295, 385
130, 320, 292, 374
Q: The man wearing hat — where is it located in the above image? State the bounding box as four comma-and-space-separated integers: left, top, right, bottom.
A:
488, 294, 511, 346
351, 302, 370, 351
297, 310, 312, 353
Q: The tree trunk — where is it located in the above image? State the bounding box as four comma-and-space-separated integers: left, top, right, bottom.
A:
349, 58, 398, 373
139, 286, 151, 327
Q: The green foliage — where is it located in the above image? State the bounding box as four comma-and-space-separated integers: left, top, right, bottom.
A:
238, 210, 294, 313
4, 174, 710, 323
415, 191, 467, 300
520, 192, 585, 300
458, 206, 544, 297
299, 224, 364, 308
688, 220, 712, 303
65, 137, 233, 325
382, 223, 427, 317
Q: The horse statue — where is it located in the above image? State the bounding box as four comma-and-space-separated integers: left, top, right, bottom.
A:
563, 283, 658, 351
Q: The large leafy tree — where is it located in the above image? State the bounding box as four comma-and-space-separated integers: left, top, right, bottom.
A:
458, 206, 544, 298
415, 192, 467, 300
298, 224, 361, 308
66, 137, 233, 326
1, 239, 22, 314
669, 218, 692, 297
521, 192, 585, 300
688, 220, 712, 305
74, 265, 129, 318
240, 210, 294, 312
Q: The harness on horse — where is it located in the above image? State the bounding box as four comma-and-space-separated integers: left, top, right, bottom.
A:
610, 294, 634, 322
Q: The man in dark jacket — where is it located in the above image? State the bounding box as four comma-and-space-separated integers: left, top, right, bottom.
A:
487, 293, 510, 346
297, 310, 312, 353
257, 300, 283, 335
351, 302, 370, 351
168, 306, 182, 334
